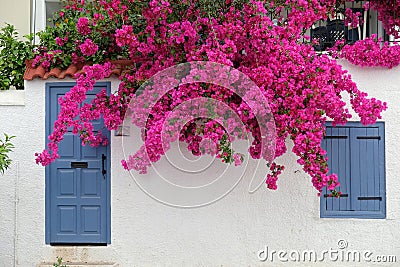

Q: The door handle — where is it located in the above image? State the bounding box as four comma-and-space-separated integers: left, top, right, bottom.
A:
102, 154, 107, 179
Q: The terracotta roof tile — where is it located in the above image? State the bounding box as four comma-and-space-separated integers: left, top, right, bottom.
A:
24, 60, 135, 81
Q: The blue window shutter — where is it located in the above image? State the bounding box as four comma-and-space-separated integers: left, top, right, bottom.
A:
350, 126, 385, 217
320, 122, 385, 219
321, 126, 351, 216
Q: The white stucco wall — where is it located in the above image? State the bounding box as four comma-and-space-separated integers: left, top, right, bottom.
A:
0, 0, 31, 38
0, 60, 399, 266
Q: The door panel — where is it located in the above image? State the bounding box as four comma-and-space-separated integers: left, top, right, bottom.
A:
46, 82, 111, 244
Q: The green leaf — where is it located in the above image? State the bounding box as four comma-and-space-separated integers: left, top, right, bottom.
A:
0, 133, 15, 173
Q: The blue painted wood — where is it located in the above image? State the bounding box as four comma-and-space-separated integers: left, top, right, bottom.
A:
320, 127, 331, 211
45, 82, 111, 244
321, 122, 385, 219
351, 127, 364, 212
320, 126, 350, 216
351, 126, 383, 215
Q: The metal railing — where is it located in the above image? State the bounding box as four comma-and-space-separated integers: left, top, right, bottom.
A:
310, 0, 399, 51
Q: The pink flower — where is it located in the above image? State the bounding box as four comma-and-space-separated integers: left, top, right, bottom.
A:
36, 0, 390, 197
42, 60, 50, 69
71, 52, 84, 64
55, 37, 64, 46
115, 25, 137, 47
79, 38, 98, 56
233, 153, 243, 166
344, 8, 363, 28
93, 13, 104, 25
77, 17, 91, 35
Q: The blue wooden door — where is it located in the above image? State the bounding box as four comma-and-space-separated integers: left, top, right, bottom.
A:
46, 82, 111, 244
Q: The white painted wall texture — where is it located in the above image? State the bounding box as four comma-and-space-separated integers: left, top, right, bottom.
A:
0, 61, 400, 266
0, 0, 31, 38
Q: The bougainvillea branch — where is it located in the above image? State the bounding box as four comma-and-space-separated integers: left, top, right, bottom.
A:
330, 35, 400, 68
34, 0, 392, 196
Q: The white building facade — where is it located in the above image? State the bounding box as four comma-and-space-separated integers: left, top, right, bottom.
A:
0, 60, 399, 266
0, 0, 400, 266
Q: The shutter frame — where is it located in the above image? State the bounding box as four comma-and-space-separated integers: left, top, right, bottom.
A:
320, 122, 386, 219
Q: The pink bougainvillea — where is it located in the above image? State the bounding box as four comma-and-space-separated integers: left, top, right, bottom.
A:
77, 17, 92, 35
79, 38, 98, 56
344, 8, 363, 28
330, 35, 400, 68
34, 0, 394, 197
370, 0, 400, 38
